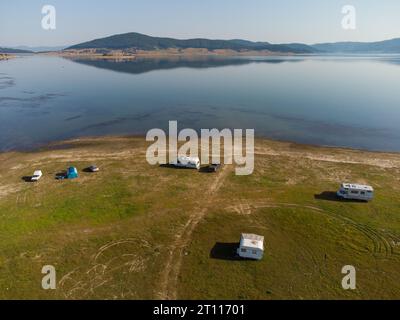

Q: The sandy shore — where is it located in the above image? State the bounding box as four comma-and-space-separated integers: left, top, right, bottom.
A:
0, 54, 15, 60
5, 135, 398, 168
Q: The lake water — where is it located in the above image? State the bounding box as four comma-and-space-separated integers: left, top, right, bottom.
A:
1, 54, 400, 152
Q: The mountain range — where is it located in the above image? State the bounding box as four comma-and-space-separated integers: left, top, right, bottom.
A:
0, 47, 33, 54
67, 32, 315, 53
66, 32, 400, 54
3, 33, 400, 55
11, 45, 67, 53
313, 38, 400, 53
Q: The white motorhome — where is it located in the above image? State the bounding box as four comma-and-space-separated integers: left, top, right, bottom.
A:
170, 156, 200, 170
337, 183, 374, 201
237, 233, 264, 260
31, 170, 43, 182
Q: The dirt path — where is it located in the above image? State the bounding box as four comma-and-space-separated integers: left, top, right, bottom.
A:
156, 165, 231, 300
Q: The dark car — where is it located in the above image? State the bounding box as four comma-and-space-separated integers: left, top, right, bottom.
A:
88, 165, 99, 172
207, 163, 221, 172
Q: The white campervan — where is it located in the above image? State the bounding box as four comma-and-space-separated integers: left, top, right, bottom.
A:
337, 183, 374, 201
237, 233, 264, 260
171, 156, 200, 170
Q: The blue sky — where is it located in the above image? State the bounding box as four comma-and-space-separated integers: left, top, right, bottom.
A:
1, 0, 400, 47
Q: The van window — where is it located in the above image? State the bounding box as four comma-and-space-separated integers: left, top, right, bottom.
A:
361, 191, 366, 195
252, 250, 257, 255
350, 191, 359, 194
241, 248, 247, 253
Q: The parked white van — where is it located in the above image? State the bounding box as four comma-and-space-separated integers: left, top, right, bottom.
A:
237, 233, 264, 260
31, 170, 43, 182
337, 183, 374, 201
170, 156, 200, 170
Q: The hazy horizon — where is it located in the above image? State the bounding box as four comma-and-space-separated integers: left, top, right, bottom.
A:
1, 0, 400, 47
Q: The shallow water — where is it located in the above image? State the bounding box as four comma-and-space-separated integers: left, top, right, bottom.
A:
1, 54, 400, 152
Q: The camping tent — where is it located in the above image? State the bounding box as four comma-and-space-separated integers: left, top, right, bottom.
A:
67, 167, 79, 179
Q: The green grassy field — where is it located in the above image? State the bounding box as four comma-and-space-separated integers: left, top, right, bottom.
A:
0, 137, 399, 299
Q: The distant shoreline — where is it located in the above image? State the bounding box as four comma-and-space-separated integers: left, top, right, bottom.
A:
41, 48, 295, 60
0, 53, 15, 60
2, 134, 399, 157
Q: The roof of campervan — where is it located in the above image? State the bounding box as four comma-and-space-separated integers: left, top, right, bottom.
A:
240, 234, 264, 251
342, 183, 374, 191
33, 170, 42, 176
177, 156, 200, 163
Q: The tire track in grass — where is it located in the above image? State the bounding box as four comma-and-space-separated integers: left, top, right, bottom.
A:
227, 201, 397, 258
157, 165, 231, 300
227, 200, 398, 298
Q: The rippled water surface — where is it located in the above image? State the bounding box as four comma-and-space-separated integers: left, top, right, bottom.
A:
1, 54, 400, 151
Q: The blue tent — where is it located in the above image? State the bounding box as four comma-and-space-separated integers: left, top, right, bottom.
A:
67, 167, 78, 179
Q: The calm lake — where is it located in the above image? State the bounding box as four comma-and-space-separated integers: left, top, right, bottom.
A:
1, 54, 400, 152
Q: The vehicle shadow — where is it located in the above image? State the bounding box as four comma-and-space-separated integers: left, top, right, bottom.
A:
55, 171, 67, 180
210, 242, 241, 261
159, 164, 176, 169
314, 191, 367, 203
21, 176, 34, 183
199, 166, 213, 173
82, 167, 94, 173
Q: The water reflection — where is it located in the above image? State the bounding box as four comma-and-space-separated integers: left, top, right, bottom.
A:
64, 55, 400, 75
64, 56, 298, 75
